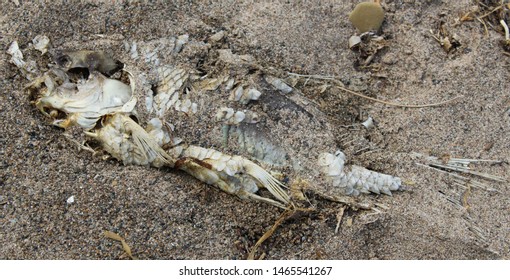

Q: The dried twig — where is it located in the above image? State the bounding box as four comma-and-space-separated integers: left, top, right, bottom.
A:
416, 162, 499, 192
315, 191, 375, 210
478, 4, 505, 20
476, 16, 490, 36
287, 72, 463, 108
248, 210, 293, 260
428, 162, 506, 182
415, 152, 507, 195
63, 134, 96, 154
334, 85, 462, 108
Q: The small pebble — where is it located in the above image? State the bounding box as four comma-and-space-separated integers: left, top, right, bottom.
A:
382, 53, 398, 65
66, 195, 75, 204
209, 31, 225, 42
349, 2, 385, 33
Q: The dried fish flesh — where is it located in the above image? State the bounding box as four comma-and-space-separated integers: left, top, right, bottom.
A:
29, 71, 133, 130
10, 35, 405, 210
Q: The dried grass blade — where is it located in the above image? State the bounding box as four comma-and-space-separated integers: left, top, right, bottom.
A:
247, 210, 292, 260
104, 230, 136, 260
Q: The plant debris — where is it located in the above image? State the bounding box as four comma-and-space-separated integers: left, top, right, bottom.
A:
349, 32, 388, 66
500, 19, 510, 51
247, 210, 293, 260
2, 1, 510, 261
287, 72, 463, 108
430, 21, 462, 53
415, 153, 506, 193
104, 230, 137, 260
459, 1, 510, 51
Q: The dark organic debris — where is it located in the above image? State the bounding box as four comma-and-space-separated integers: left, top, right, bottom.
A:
54, 50, 124, 77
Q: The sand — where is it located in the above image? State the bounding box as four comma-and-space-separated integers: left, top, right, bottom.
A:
1, 0, 509, 259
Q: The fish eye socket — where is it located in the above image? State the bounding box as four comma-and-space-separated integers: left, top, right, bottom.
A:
56, 55, 72, 68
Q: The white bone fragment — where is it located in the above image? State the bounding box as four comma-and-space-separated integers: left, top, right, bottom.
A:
32, 35, 50, 55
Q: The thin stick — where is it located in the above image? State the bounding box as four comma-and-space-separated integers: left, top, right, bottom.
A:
287, 72, 339, 81
429, 162, 507, 182
447, 158, 503, 164
316, 192, 375, 210
476, 0, 490, 9
247, 210, 293, 260
287, 72, 463, 108
459, 12, 474, 22
335, 85, 462, 108
415, 162, 499, 192
476, 16, 489, 36
63, 134, 96, 154
477, 4, 504, 20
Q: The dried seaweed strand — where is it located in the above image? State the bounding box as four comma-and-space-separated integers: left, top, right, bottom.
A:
287, 72, 463, 108
104, 230, 137, 260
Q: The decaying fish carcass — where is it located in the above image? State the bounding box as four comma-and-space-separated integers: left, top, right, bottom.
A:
9, 34, 401, 210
